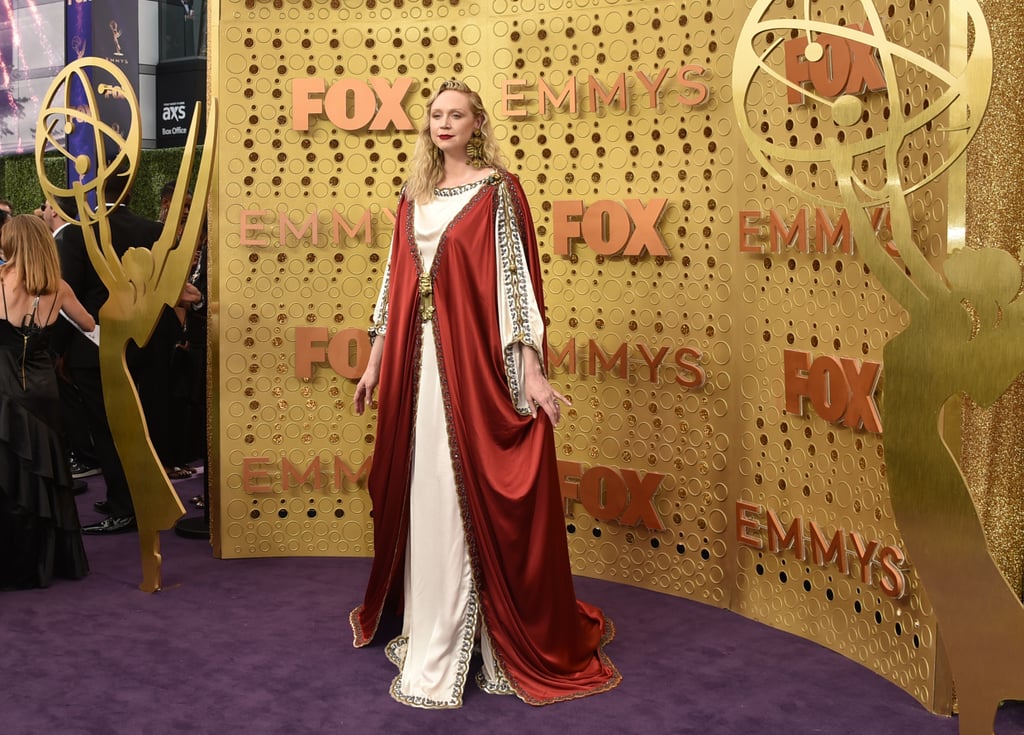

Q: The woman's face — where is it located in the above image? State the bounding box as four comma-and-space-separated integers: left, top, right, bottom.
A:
429, 90, 479, 159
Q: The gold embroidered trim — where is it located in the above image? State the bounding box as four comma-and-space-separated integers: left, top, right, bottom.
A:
494, 174, 540, 414
369, 218, 397, 341
385, 590, 480, 709
475, 665, 515, 696
433, 175, 494, 197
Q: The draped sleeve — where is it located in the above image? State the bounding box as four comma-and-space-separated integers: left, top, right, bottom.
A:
494, 175, 547, 415
368, 191, 406, 343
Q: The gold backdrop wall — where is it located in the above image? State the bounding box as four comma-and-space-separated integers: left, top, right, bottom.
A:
208, 0, 961, 712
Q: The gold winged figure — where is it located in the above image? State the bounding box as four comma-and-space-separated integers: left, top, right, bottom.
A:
35, 58, 217, 592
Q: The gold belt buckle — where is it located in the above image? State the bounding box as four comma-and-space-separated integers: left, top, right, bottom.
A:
418, 273, 434, 321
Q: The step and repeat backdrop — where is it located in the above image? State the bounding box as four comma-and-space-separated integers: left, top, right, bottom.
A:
209, 0, 969, 711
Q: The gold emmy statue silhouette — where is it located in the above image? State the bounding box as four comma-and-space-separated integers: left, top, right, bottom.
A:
34, 58, 217, 592
109, 21, 124, 57
735, 1, 1021, 733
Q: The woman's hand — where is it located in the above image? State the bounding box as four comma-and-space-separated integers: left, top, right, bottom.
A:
353, 374, 377, 415
354, 336, 385, 415
521, 345, 570, 424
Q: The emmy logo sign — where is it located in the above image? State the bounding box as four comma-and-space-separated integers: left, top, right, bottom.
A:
34, 58, 217, 593
733, 2, 1023, 732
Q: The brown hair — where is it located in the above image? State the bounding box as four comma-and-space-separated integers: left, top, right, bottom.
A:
405, 79, 506, 203
1, 214, 62, 295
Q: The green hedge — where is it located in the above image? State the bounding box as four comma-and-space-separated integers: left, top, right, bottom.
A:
0, 147, 202, 221
0, 154, 66, 215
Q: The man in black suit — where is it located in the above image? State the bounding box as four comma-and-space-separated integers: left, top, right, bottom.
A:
57, 176, 163, 534
42, 196, 100, 489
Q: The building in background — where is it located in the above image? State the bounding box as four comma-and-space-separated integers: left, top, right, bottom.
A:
0, 0, 206, 157
155, 0, 207, 148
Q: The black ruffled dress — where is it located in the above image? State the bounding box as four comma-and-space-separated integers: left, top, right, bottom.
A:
0, 295, 89, 589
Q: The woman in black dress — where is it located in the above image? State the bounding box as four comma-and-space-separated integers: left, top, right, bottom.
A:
0, 214, 95, 589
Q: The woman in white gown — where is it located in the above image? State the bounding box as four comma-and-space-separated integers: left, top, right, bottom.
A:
351, 79, 620, 708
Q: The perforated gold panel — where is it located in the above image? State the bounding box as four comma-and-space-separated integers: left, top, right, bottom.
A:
208, 0, 963, 712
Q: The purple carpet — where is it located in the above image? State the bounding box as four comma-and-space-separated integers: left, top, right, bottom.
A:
3, 470, 1023, 734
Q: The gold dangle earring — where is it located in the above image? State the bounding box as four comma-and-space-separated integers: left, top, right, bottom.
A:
467, 128, 486, 168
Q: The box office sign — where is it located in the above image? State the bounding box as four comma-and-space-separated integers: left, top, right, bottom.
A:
156, 57, 206, 148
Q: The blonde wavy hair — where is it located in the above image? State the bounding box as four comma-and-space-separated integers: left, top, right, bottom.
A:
404, 79, 506, 203
1, 214, 61, 295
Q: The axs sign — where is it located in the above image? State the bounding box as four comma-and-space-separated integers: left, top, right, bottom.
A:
291, 77, 415, 131
162, 101, 187, 123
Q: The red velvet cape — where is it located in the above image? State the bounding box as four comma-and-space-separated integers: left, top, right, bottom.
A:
350, 172, 620, 704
